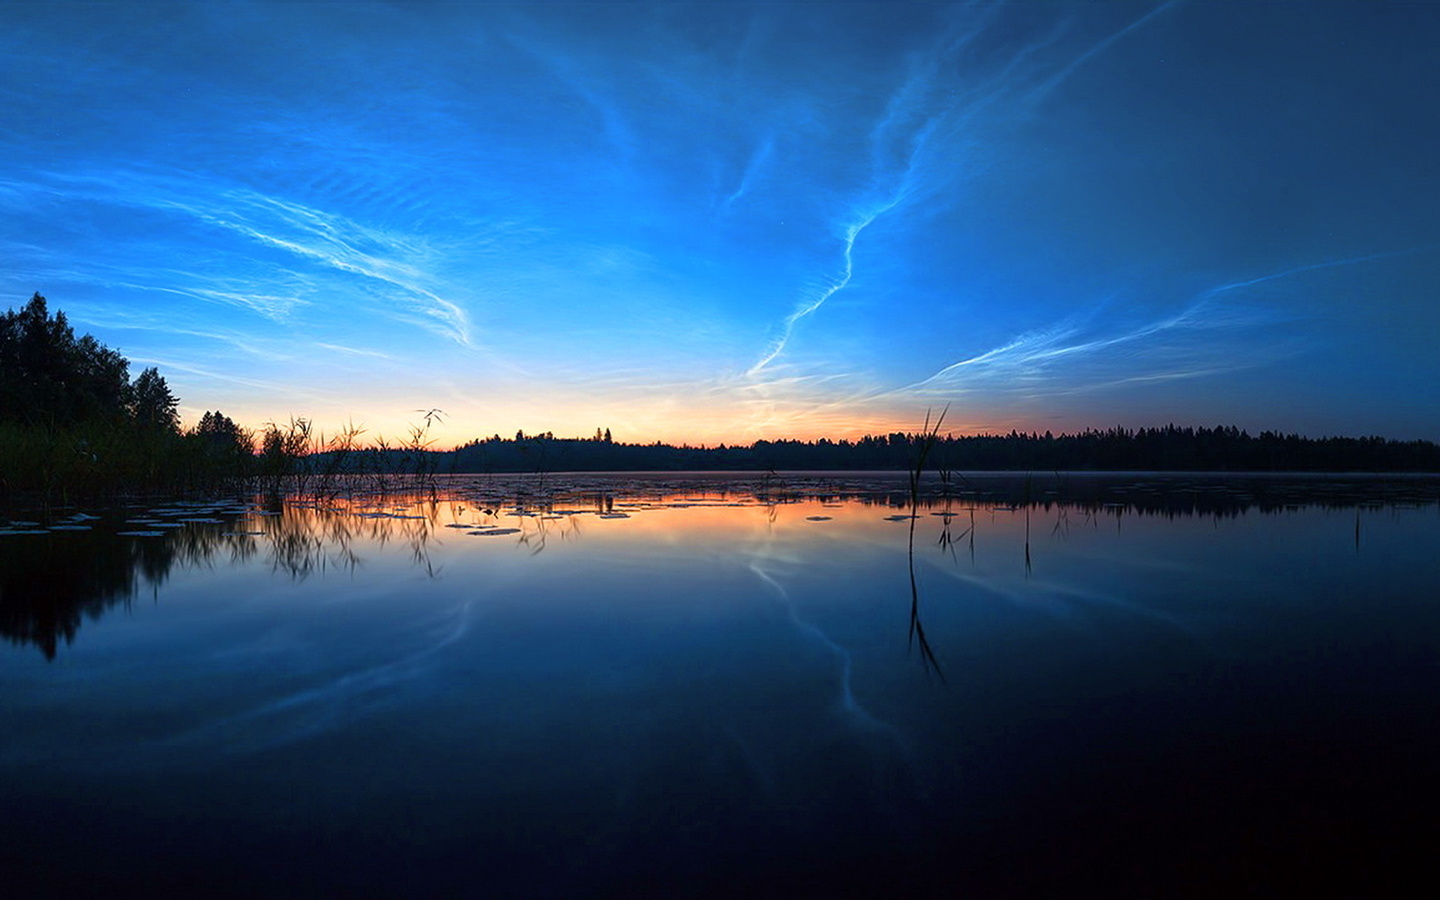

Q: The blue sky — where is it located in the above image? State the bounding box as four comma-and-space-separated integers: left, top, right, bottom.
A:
3, 0, 1437, 445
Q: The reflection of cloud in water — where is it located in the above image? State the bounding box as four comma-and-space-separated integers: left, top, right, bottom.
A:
928, 563, 1204, 643
169, 599, 477, 755
747, 562, 891, 734
728, 558, 927, 844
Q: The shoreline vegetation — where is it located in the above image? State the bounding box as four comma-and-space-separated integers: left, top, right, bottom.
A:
5, 293, 1440, 507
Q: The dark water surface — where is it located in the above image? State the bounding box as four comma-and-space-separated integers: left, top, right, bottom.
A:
3, 473, 1439, 897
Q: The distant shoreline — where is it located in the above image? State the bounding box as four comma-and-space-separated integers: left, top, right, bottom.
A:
427, 426, 1440, 474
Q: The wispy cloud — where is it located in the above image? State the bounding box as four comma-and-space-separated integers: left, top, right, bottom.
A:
747, 197, 903, 376
1196, 247, 1435, 302
903, 248, 1425, 405
1026, 0, 1183, 103
3, 168, 479, 346
124, 356, 304, 398
720, 135, 774, 211
745, 55, 945, 376
190, 188, 478, 347
4, 1, 1433, 442
501, 27, 639, 163
315, 342, 394, 361
745, 0, 1182, 383
86, 316, 296, 363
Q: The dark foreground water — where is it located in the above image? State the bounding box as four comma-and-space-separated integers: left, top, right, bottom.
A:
3, 472, 1439, 897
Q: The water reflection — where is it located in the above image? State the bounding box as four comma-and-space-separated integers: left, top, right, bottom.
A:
0, 522, 177, 659
0, 494, 437, 658
4, 473, 1440, 894
3, 472, 1437, 662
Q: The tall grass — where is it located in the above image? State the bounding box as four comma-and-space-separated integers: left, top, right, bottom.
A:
313, 420, 366, 501
258, 417, 313, 496
254, 412, 446, 501
907, 406, 948, 680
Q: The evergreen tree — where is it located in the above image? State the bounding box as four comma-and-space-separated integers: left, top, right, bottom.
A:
0, 293, 131, 425
196, 409, 250, 461
129, 367, 180, 433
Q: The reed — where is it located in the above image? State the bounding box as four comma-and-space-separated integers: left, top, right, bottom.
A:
257, 417, 314, 496
278, 409, 446, 501
403, 409, 445, 499
907, 406, 948, 681
313, 420, 367, 502
907, 405, 948, 504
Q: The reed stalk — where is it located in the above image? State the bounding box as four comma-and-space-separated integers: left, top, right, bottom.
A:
907, 405, 948, 680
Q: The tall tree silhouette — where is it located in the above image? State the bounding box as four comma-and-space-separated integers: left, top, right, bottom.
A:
0, 292, 130, 425
129, 366, 179, 433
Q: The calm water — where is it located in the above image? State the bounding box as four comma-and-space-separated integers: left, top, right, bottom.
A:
3, 472, 1439, 897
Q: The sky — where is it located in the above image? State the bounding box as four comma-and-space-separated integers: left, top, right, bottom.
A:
2, 0, 1438, 446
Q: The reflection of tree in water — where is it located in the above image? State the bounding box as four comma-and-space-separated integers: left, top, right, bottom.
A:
0, 494, 445, 660
7, 476, 1438, 661
1, 525, 196, 660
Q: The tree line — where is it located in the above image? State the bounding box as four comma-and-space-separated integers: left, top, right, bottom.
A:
449, 425, 1440, 473
1, 293, 251, 502
6, 292, 1439, 505
1, 293, 180, 430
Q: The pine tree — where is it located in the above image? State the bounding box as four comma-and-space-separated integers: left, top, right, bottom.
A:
129, 367, 179, 433
0, 292, 131, 424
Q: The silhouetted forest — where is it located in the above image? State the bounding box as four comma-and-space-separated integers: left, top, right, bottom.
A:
441, 425, 1440, 473
6, 293, 1439, 507
1, 293, 251, 501
1, 293, 179, 429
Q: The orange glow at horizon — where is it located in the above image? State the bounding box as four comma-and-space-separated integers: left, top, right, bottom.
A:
177, 395, 1043, 452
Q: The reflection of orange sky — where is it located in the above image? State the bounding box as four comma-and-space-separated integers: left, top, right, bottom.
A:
257, 489, 1045, 553
199, 484, 1354, 591
290, 492, 869, 542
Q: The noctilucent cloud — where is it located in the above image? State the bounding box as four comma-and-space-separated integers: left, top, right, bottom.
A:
3, 1, 1437, 445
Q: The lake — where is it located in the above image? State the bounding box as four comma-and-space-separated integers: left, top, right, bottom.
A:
3, 472, 1439, 897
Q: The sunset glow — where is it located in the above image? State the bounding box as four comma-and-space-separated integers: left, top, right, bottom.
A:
3, 1, 1437, 446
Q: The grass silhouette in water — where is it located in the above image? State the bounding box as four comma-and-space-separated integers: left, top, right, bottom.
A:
247, 412, 448, 503
908, 406, 948, 681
